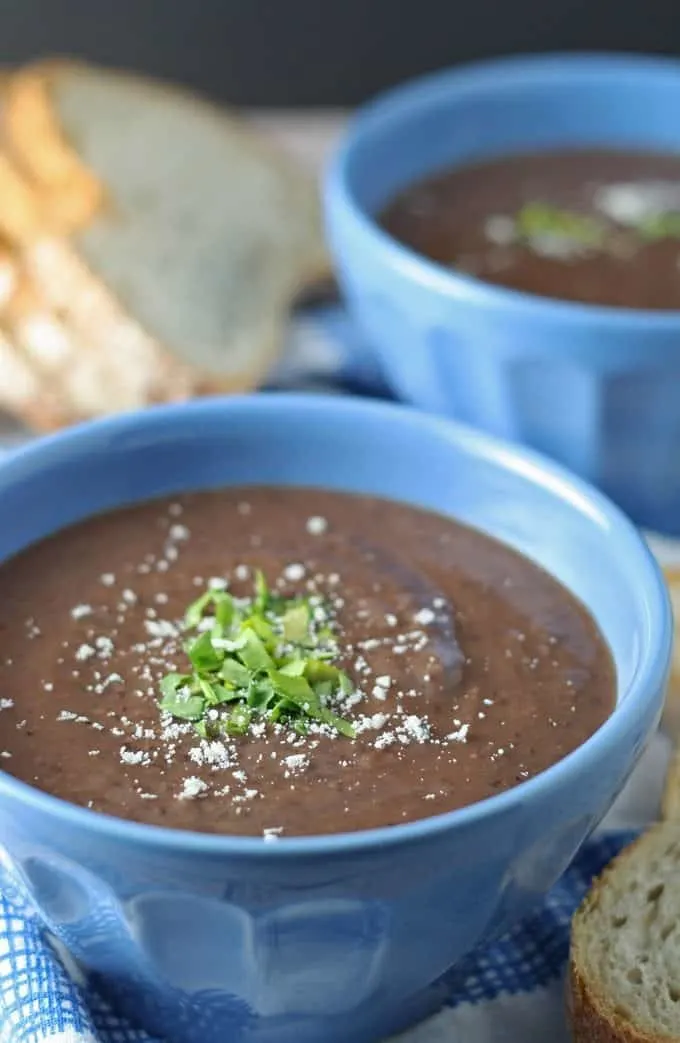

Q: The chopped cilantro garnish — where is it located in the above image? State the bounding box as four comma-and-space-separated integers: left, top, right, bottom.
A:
515, 202, 605, 247
511, 200, 680, 252
158, 575, 357, 739
638, 210, 680, 240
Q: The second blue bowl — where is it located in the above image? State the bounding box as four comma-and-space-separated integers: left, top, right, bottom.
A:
326, 53, 680, 534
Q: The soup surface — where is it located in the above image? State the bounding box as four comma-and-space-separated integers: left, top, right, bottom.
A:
380, 149, 680, 309
0, 488, 615, 836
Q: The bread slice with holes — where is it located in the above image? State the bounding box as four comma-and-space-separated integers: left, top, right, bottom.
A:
3, 60, 329, 407
569, 823, 680, 1042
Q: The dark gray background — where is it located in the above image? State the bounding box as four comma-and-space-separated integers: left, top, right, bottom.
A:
0, 0, 678, 106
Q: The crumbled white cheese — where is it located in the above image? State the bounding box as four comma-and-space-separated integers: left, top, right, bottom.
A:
283, 753, 309, 773
484, 214, 516, 245
95, 636, 114, 657
447, 723, 470, 743
144, 619, 179, 639
306, 516, 328, 535
179, 776, 209, 799
402, 715, 430, 742
120, 747, 146, 766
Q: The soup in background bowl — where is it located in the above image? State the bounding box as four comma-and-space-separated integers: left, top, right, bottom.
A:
0, 394, 669, 1043
381, 148, 680, 310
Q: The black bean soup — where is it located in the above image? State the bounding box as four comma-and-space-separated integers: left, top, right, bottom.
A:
381, 149, 680, 308
0, 488, 615, 837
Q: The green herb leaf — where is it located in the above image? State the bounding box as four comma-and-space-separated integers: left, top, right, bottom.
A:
159, 672, 192, 699
254, 569, 269, 611
317, 708, 356, 739
198, 679, 240, 706
225, 705, 252, 735
278, 657, 307, 677
304, 659, 339, 685
185, 591, 215, 629
159, 688, 205, 721
198, 678, 218, 703
282, 603, 311, 643
237, 628, 274, 673
313, 680, 334, 701
516, 202, 605, 247
269, 670, 317, 707
244, 614, 277, 648
215, 593, 235, 629
639, 211, 680, 240
220, 658, 252, 689
211, 683, 243, 705
338, 670, 355, 695
247, 677, 276, 711
187, 631, 223, 672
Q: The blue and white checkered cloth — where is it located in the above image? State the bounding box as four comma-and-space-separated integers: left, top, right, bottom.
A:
0, 306, 668, 1042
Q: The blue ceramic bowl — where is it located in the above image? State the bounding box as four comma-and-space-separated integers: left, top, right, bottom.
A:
326, 53, 680, 535
0, 395, 670, 1043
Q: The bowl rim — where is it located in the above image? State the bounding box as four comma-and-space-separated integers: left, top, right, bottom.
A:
326, 50, 680, 328
0, 393, 671, 856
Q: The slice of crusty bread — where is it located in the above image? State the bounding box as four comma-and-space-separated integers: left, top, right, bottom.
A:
5, 59, 329, 403
569, 823, 680, 1042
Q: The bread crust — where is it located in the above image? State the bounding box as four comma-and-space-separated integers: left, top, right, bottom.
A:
568, 827, 680, 1043
660, 566, 680, 740
4, 60, 103, 231
569, 962, 666, 1043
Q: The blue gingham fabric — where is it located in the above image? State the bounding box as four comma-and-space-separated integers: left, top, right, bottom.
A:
0, 305, 664, 1042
